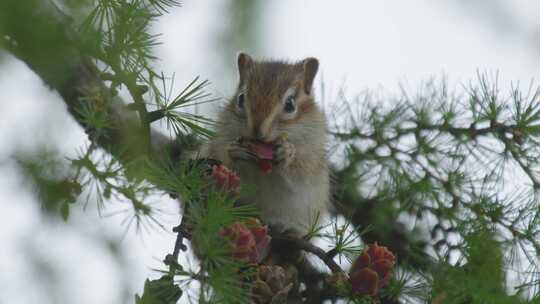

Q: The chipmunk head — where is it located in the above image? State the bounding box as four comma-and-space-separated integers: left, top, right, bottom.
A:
229, 53, 320, 142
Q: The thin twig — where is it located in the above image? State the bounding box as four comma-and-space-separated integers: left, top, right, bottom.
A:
502, 137, 540, 189
272, 233, 345, 275
165, 216, 191, 273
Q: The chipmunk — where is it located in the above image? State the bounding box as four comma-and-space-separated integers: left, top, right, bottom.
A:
205, 53, 329, 236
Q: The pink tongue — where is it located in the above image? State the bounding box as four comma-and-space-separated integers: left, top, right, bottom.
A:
253, 142, 275, 160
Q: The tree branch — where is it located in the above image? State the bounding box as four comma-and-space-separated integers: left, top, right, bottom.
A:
271, 233, 345, 275
0, 0, 183, 169
164, 216, 191, 273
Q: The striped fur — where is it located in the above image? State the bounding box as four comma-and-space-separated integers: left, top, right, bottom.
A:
205, 54, 329, 235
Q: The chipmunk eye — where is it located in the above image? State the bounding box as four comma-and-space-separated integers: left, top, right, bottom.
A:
237, 93, 245, 110
284, 95, 296, 113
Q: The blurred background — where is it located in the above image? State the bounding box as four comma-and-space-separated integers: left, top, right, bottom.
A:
1, 1, 540, 303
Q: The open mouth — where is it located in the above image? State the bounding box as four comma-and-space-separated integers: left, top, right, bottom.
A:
229, 138, 278, 173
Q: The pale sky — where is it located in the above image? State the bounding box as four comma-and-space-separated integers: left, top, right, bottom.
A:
1, 1, 540, 303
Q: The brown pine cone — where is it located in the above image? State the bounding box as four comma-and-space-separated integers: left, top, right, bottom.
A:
251, 265, 297, 304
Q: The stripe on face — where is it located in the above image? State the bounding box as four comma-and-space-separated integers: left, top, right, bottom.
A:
257, 101, 284, 140
242, 61, 303, 140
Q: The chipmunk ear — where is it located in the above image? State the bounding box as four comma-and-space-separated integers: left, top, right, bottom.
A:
237, 52, 253, 84
302, 57, 319, 94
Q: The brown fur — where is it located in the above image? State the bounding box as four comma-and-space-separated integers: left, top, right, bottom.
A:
235, 57, 319, 138
204, 54, 329, 235
242, 61, 301, 127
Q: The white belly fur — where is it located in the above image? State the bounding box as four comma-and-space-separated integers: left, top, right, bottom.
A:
235, 162, 329, 235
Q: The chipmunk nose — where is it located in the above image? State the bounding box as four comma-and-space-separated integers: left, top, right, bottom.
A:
253, 126, 263, 140
253, 126, 269, 141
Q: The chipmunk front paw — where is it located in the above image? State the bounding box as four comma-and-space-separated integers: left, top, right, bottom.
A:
274, 140, 296, 169
227, 140, 257, 162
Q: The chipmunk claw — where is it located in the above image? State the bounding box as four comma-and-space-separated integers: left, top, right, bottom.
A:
274, 141, 296, 168
228, 142, 258, 162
